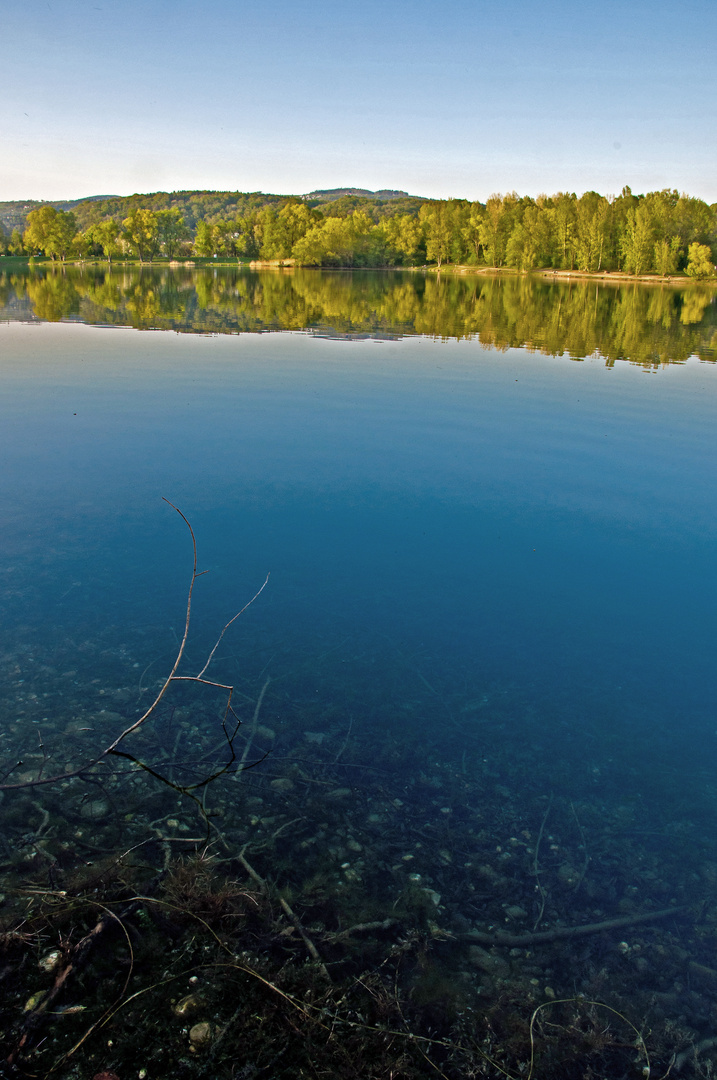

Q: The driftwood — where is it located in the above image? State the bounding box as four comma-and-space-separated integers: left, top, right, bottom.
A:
463, 904, 690, 948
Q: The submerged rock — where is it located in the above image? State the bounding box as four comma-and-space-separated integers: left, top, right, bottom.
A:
80, 798, 110, 821
468, 946, 510, 979
38, 949, 63, 974
189, 1020, 215, 1047
173, 993, 205, 1019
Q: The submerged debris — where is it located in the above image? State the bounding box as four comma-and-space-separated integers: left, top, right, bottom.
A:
0, 608, 715, 1077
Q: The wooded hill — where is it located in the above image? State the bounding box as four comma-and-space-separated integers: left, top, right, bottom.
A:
0, 189, 424, 234
3, 186, 717, 277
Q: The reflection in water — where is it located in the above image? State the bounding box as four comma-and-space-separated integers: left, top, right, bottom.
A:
1, 263, 716, 366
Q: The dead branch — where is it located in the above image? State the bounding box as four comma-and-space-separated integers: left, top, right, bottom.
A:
237, 850, 330, 979
0, 499, 269, 795
8, 902, 135, 1067
463, 904, 691, 948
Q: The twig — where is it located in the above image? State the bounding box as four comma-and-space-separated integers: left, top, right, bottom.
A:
237, 850, 330, 979
238, 678, 271, 771
464, 904, 690, 947
31, 801, 51, 839
9, 901, 135, 1067
333, 716, 354, 764
570, 800, 590, 893
329, 918, 397, 942
196, 574, 270, 679
532, 794, 552, 931
526, 998, 651, 1080
0, 500, 269, 796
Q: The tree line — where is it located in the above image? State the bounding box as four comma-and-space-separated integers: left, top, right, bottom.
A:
3, 186, 716, 277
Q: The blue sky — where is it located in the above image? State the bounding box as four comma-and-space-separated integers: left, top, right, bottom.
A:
2, 0, 716, 202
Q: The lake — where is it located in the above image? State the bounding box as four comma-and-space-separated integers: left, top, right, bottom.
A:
2, 264, 717, 1077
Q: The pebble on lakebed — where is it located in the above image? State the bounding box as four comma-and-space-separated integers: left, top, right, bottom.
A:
189, 1021, 216, 1047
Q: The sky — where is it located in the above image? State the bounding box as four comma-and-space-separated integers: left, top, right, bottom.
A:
2, 0, 716, 203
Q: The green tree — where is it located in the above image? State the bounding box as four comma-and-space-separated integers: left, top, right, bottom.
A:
549, 193, 577, 269
653, 236, 680, 276
291, 213, 375, 266
479, 193, 519, 268
8, 227, 24, 255
52, 210, 78, 261
85, 219, 121, 262
462, 202, 485, 262
673, 194, 714, 251
262, 202, 321, 259
621, 204, 654, 275
122, 208, 160, 262
380, 213, 425, 264
24, 206, 77, 260
193, 220, 226, 258
575, 192, 610, 272
23, 205, 59, 255
420, 202, 451, 267
685, 242, 714, 279
505, 203, 552, 270
255, 207, 282, 259
419, 200, 467, 267
156, 209, 190, 259
232, 212, 261, 259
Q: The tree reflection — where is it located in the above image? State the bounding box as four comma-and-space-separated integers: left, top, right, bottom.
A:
2, 265, 715, 367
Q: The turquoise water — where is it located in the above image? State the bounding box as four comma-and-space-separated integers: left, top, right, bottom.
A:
3, 320, 716, 785
3, 275, 717, 1072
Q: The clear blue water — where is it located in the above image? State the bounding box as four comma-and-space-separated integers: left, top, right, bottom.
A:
2, 316, 716, 801
5, 277, 717, 1070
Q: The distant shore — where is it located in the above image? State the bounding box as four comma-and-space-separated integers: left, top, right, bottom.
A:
1, 254, 715, 286
423, 264, 717, 286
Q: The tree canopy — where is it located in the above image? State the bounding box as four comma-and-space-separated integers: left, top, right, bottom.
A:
4, 185, 714, 276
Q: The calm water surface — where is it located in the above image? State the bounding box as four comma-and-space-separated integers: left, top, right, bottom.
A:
2, 272, 716, 791
2, 268, 717, 1068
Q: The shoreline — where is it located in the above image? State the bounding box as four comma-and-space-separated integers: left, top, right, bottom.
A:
421, 264, 717, 286
2, 254, 715, 286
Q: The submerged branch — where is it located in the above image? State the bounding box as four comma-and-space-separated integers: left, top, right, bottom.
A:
463, 904, 691, 948
0, 500, 270, 796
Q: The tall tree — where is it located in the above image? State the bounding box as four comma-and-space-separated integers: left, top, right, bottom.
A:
380, 213, 425, 264
653, 236, 680, 276
193, 220, 226, 258
550, 193, 577, 269
8, 227, 24, 255
479, 194, 519, 268
156, 209, 190, 259
85, 219, 121, 263
575, 192, 610, 272
621, 204, 654, 274
122, 208, 160, 262
24, 206, 77, 260
420, 200, 467, 267
23, 206, 59, 255
265, 202, 321, 259
462, 202, 486, 262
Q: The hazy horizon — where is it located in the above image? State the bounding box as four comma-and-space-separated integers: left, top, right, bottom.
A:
3, 180, 716, 208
